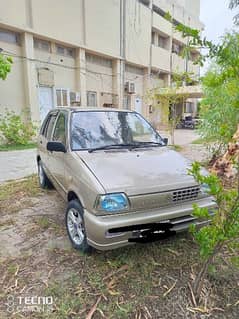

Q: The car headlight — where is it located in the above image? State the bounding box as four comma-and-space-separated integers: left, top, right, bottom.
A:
201, 183, 210, 194
96, 193, 129, 212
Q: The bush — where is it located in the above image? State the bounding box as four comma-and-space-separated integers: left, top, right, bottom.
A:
0, 110, 36, 145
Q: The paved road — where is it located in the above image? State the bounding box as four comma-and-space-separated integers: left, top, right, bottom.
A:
0, 149, 37, 183
158, 129, 199, 145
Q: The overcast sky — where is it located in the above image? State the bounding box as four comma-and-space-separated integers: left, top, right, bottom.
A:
200, 0, 235, 43
199, 0, 237, 72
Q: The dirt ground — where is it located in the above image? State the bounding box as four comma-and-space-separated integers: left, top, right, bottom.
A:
0, 176, 238, 319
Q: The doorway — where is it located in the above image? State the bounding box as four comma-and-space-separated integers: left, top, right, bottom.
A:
39, 87, 54, 122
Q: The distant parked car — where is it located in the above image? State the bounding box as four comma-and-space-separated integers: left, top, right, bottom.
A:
37, 107, 216, 252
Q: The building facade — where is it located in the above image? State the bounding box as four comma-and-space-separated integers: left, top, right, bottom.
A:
0, 0, 202, 125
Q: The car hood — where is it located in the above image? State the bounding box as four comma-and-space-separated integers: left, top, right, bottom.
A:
75, 147, 197, 196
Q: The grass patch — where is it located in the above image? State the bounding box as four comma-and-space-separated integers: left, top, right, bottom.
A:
169, 144, 183, 152
7, 263, 18, 275
191, 138, 206, 144
0, 175, 40, 202
35, 216, 50, 230
191, 137, 217, 145
40, 236, 201, 319
0, 142, 37, 151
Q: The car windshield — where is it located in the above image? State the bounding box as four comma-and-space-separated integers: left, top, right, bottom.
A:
71, 111, 163, 151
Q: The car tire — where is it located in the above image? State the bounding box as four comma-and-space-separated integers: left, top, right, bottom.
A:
65, 200, 92, 253
38, 160, 53, 189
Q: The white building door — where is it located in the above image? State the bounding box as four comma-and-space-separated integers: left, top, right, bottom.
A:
39, 87, 54, 122
135, 97, 142, 114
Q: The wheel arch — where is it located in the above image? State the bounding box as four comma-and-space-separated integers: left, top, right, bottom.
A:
67, 190, 84, 208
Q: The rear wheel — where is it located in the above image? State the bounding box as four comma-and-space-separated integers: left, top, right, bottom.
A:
38, 160, 53, 189
66, 200, 92, 253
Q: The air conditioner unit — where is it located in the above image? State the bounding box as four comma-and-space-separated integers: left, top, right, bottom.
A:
125, 81, 136, 94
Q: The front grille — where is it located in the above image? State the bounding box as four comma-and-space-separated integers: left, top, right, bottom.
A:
172, 186, 200, 203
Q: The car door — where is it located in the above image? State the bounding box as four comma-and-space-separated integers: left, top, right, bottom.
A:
47, 111, 68, 196
39, 111, 58, 174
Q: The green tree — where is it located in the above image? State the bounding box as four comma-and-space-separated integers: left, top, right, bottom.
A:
166, 6, 239, 303
0, 54, 13, 80
198, 32, 239, 155
229, 0, 239, 24
188, 162, 239, 300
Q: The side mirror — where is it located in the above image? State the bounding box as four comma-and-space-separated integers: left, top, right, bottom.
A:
47, 141, 66, 153
163, 137, 168, 145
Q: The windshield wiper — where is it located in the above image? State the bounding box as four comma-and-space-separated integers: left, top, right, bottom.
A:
134, 141, 164, 147
88, 143, 140, 153
88, 142, 164, 153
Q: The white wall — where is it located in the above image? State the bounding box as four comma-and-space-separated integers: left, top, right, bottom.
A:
125, 0, 151, 67
0, 41, 26, 115
85, 0, 121, 57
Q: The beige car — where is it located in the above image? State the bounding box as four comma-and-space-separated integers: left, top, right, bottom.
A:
37, 107, 216, 252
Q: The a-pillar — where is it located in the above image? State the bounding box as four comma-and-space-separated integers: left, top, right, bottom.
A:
75, 48, 87, 106
22, 32, 39, 123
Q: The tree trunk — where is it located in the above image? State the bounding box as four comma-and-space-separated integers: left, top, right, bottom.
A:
210, 124, 239, 179
193, 254, 214, 300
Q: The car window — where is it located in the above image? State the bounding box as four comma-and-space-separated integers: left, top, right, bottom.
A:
52, 113, 67, 145
40, 115, 51, 137
46, 114, 58, 140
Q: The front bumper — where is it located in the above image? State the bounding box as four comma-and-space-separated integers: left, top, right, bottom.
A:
84, 197, 217, 250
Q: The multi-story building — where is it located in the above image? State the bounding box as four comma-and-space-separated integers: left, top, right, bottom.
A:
0, 0, 203, 125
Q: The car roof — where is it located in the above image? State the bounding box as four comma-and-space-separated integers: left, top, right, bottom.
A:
53, 107, 134, 113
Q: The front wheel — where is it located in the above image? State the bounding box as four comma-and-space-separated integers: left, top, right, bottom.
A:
66, 200, 92, 253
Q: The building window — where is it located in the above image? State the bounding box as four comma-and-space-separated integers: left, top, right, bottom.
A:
34, 38, 51, 52
138, 0, 150, 6
172, 42, 183, 55
0, 28, 20, 45
56, 44, 75, 58
152, 5, 166, 19
158, 35, 166, 49
86, 54, 112, 68
151, 31, 156, 45
185, 102, 193, 113
56, 88, 69, 106
87, 91, 97, 107
123, 95, 131, 110
152, 30, 169, 50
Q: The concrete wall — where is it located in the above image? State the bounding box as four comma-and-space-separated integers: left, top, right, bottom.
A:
85, 53, 113, 106
0, 0, 27, 29
0, 40, 26, 115
125, 0, 151, 67
85, 0, 121, 57
31, 0, 85, 46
